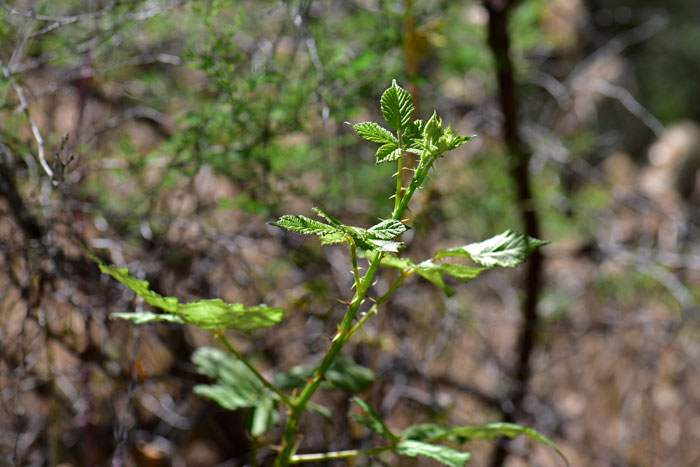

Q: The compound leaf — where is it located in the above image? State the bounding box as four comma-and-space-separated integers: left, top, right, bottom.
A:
436, 230, 549, 268
396, 440, 471, 467
381, 79, 414, 131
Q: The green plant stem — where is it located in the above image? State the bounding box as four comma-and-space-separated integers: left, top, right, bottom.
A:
275, 253, 382, 465
395, 130, 404, 212
347, 272, 407, 339
290, 445, 394, 463
351, 244, 361, 288
394, 154, 434, 219
276, 154, 424, 465
215, 332, 293, 408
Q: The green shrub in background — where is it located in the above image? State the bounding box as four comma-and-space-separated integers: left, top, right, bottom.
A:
93, 81, 564, 466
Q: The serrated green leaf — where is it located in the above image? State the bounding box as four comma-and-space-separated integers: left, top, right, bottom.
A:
326, 354, 375, 393
381, 79, 414, 131
376, 142, 402, 164
178, 300, 283, 331
406, 119, 426, 138
379, 255, 416, 271
364, 238, 404, 253
249, 395, 279, 437
320, 231, 347, 245
396, 440, 471, 467
311, 207, 343, 227
194, 384, 253, 411
351, 122, 397, 144
377, 256, 485, 296
269, 215, 336, 236
352, 397, 398, 441
436, 230, 549, 268
93, 253, 283, 332
447, 423, 568, 466
192, 347, 263, 409
417, 261, 486, 284
307, 402, 333, 420
367, 219, 408, 240
109, 311, 185, 324
414, 263, 455, 297
98, 263, 178, 312
273, 209, 405, 252
401, 424, 453, 442
274, 364, 315, 390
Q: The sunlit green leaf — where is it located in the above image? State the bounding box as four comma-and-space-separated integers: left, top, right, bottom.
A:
377, 255, 485, 296
367, 219, 408, 240
109, 311, 185, 324
396, 440, 471, 467
436, 230, 549, 268
269, 215, 336, 236
92, 251, 284, 332
178, 300, 283, 331
97, 263, 178, 312
351, 121, 397, 144
381, 79, 414, 131
375, 142, 402, 164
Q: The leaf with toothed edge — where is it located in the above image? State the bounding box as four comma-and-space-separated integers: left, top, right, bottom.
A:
380, 80, 414, 131
350, 121, 397, 144
87, 249, 283, 332
436, 230, 549, 268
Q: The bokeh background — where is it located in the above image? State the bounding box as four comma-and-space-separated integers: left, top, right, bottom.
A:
1, 1, 699, 466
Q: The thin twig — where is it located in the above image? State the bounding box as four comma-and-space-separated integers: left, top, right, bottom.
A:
290, 445, 393, 463
0, 60, 53, 180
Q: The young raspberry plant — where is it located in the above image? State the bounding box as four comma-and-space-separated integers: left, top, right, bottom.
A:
94, 80, 565, 467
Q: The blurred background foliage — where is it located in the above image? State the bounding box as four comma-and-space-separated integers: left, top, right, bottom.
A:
1, 0, 699, 466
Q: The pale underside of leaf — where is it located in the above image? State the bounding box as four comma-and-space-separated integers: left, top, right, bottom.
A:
436, 230, 549, 268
